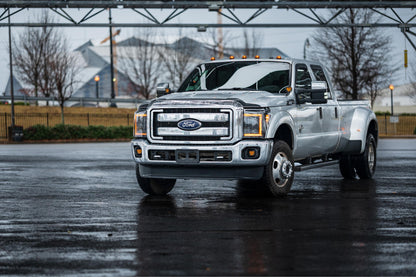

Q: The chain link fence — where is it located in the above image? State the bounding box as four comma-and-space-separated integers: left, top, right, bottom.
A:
377, 115, 416, 136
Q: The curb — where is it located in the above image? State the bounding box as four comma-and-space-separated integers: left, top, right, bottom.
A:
379, 135, 416, 139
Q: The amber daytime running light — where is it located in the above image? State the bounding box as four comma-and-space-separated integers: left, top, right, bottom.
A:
243, 112, 267, 138
134, 113, 147, 137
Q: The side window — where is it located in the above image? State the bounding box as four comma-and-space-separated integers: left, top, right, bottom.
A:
310, 65, 327, 82
295, 64, 311, 89
311, 64, 332, 98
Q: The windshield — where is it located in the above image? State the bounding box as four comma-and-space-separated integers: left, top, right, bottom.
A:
177, 61, 291, 93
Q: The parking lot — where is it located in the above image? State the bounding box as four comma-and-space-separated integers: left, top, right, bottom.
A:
0, 139, 415, 276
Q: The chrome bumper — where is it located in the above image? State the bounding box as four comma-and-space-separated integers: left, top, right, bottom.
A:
131, 139, 273, 167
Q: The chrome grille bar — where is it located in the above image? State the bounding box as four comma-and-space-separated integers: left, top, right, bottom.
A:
157, 113, 229, 122
157, 127, 229, 136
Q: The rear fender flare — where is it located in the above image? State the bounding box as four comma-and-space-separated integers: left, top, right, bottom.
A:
341, 107, 377, 154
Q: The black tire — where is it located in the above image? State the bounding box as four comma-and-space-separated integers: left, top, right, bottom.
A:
339, 154, 356, 179
135, 164, 176, 195
355, 134, 377, 179
261, 140, 294, 196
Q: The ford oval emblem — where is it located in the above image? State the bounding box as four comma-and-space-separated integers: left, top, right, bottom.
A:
177, 119, 202, 131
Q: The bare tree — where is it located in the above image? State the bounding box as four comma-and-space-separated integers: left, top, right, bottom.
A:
38, 24, 59, 105
203, 28, 235, 58
233, 29, 264, 57
158, 29, 201, 88
407, 65, 416, 102
366, 76, 384, 108
13, 11, 79, 121
50, 42, 80, 124
119, 29, 162, 99
312, 9, 395, 101
12, 12, 53, 104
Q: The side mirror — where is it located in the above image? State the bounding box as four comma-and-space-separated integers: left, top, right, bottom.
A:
156, 83, 171, 98
295, 81, 328, 104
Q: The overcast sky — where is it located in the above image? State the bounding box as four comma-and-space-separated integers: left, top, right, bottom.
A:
0, 7, 415, 90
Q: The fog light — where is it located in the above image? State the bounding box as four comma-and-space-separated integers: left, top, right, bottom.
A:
242, 147, 260, 159
134, 146, 142, 158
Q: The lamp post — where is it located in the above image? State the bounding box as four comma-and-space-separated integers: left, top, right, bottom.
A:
94, 75, 100, 107
389, 84, 394, 115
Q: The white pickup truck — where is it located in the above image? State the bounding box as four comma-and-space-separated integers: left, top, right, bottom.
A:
131, 58, 378, 196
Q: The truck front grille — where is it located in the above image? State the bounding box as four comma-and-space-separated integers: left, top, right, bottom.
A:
151, 108, 233, 141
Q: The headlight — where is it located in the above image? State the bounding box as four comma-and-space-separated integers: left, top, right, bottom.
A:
134, 111, 147, 138
243, 109, 269, 138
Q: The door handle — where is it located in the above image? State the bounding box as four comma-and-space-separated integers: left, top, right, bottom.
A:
317, 107, 323, 119
335, 107, 338, 118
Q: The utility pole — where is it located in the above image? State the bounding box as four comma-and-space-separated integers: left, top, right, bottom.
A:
217, 9, 223, 59
8, 9, 15, 129
108, 8, 116, 107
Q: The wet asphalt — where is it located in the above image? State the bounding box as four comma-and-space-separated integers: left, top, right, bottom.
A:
0, 139, 415, 276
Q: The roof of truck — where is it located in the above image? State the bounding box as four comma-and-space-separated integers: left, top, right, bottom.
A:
201, 57, 323, 66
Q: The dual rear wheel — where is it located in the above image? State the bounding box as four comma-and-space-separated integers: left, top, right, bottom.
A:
339, 134, 377, 179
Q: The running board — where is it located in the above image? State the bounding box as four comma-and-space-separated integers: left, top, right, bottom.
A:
294, 160, 339, 172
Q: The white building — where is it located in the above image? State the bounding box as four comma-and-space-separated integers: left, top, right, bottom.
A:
373, 83, 416, 114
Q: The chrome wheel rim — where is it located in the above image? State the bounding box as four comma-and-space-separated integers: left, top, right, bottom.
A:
272, 151, 293, 187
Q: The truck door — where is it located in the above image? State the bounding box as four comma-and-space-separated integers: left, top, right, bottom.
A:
310, 64, 340, 153
291, 63, 324, 159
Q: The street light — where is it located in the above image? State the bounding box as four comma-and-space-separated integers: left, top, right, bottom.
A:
389, 84, 394, 115
94, 75, 100, 107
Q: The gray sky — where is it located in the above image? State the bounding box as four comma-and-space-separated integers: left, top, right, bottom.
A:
0, 7, 415, 91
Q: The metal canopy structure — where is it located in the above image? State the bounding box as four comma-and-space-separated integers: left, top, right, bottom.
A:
1, 1, 416, 49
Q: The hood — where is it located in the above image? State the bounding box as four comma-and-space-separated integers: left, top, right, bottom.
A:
158, 90, 289, 107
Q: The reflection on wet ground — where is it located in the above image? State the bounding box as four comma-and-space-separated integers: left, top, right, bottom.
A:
0, 140, 415, 275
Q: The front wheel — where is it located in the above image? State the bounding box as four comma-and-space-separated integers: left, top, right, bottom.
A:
135, 164, 176, 195
261, 140, 294, 196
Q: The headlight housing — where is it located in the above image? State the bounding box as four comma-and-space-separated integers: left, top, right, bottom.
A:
243, 109, 269, 138
134, 111, 147, 138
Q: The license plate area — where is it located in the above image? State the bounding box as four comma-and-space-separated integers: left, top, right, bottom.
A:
175, 150, 199, 164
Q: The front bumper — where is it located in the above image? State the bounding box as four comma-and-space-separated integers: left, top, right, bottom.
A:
131, 139, 273, 179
